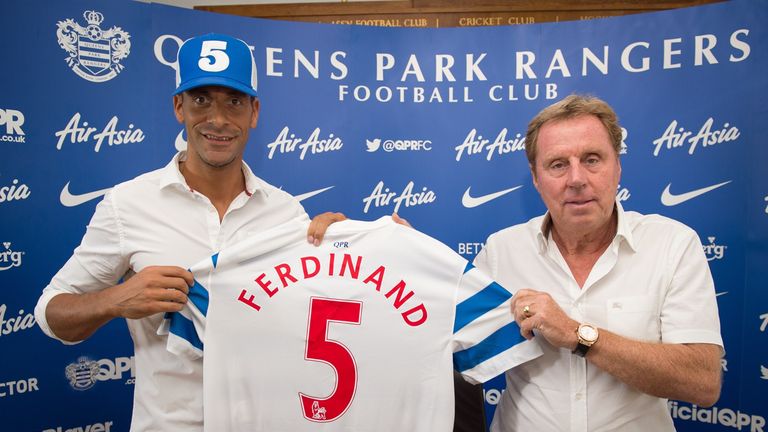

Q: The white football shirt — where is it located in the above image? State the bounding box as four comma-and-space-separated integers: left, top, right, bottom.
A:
160, 216, 541, 432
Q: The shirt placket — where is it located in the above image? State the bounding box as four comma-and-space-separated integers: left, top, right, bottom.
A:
566, 269, 588, 432
569, 300, 588, 432
212, 191, 251, 250
545, 235, 603, 432
187, 190, 226, 250
570, 241, 620, 432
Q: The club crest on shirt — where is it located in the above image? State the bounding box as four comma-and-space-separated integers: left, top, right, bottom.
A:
56, 10, 131, 82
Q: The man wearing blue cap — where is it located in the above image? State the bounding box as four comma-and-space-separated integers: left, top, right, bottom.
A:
35, 33, 343, 431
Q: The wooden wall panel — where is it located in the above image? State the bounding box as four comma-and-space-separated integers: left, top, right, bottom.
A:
196, 0, 724, 27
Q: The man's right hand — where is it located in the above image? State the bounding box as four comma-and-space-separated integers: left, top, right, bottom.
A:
46, 266, 193, 342
108, 266, 193, 319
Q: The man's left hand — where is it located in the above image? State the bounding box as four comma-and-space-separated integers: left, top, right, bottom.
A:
307, 212, 347, 246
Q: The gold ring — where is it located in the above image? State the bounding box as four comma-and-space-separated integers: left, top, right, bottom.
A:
523, 304, 532, 318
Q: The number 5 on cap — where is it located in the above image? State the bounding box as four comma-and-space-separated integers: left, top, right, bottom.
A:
198, 40, 229, 72
299, 297, 362, 422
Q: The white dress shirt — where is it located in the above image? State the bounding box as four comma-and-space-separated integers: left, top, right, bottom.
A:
474, 202, 723, 432
35, 151, 307, 432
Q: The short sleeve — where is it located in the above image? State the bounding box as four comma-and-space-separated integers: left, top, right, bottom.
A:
472, 233, 496, 279
660, 229, 723, 347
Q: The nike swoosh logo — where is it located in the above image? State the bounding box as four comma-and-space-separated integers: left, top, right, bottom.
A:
175, 129, 187, 152
462, 185, 522, 208
660, 181, 731, 207
715, 291, 728, 297
60, 182, 112, 207
295, 186, 334, 202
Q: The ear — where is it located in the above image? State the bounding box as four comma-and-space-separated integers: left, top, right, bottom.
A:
530, 163, 540, 190
173, 94, 184, 124
250, 97, 260, 129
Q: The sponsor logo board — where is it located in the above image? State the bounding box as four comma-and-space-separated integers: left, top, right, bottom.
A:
0, 377, 39, 398
55, 113, 145, 153
0, 177, 31, 204
461, 186, 522, 208
266, 127, 343, 160
0, 108, 25, 143
365, 138, 432, 153
660, 181, 731, 206
0, 242, 24, 271
652, 118, 740, 157
0, 303, 36, 336
65, 356, 135, 391
42, 421, 114, 432
362, 181, 436, 213
668, 401, 765, 431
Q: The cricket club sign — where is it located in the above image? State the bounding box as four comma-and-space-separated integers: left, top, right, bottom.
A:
56, 11, 131, 83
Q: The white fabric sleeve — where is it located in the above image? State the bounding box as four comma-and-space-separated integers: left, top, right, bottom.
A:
34, 192, 128, 343
660, 228, 724, 348
472, 233, 496, 278
453, 263, 542, 384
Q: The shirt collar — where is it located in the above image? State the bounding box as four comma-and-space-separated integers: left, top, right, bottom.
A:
158, 151, 265, 197
535, 200, 636, 254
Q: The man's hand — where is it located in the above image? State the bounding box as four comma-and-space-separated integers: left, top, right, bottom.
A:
45, 265, 193, 342
107, 266, 193, 319
307, 212, 347, 246
511, 289, 722, 406
510, 288, 579, 349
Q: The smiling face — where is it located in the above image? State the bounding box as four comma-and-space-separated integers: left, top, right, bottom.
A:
174, 85, 259, 170
531, 114, 621, 236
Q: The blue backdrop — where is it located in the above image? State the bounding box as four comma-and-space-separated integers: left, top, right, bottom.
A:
1, 0, 766, 430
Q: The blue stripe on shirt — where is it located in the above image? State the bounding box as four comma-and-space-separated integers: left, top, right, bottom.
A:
453, 321, 523, 373
188, 279, 210, 317
211, 253, 219, 269
169, 312, 204, 351
454, 281, 512, 333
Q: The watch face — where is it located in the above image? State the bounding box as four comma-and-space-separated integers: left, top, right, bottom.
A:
579, 325, 598, 342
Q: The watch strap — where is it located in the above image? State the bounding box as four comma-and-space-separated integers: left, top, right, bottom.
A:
572, 342, 591, 357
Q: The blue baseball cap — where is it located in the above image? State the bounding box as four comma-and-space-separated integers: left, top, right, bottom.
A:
174, 33, 258, 97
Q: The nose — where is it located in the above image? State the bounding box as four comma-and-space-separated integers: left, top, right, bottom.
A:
206, 101, 229, 127
566, 163, 587, 189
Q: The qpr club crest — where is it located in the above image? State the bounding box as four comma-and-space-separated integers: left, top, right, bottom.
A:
65, 357, 100, 391
56, 11, 131, 83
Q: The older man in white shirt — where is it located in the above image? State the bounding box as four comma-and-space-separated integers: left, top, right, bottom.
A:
474, 94, 723, 432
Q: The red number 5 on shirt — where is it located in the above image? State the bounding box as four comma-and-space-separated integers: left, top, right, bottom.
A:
299, 297, 362, 422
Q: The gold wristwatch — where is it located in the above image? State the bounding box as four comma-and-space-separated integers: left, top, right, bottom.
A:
573, 323, 599, 357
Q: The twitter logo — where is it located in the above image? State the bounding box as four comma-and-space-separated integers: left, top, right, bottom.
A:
366, 139, 381, 152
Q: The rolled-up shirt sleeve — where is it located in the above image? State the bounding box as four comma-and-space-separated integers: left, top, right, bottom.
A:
35, 191, 129, 343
